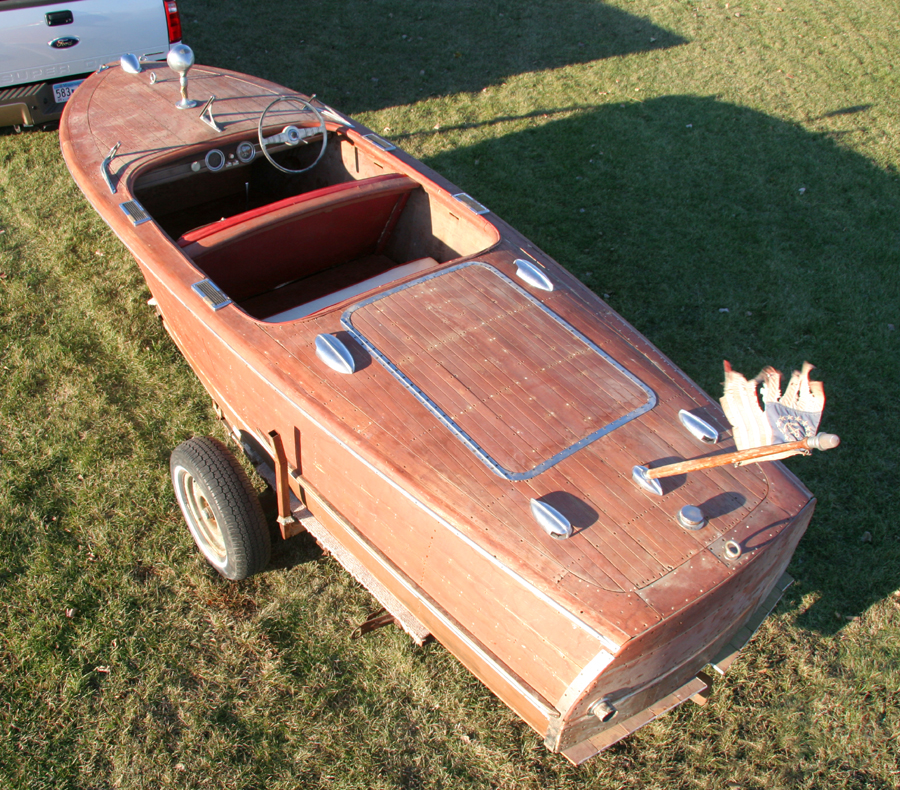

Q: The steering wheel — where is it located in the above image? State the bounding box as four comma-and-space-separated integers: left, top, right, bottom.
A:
257, 95, 328, 174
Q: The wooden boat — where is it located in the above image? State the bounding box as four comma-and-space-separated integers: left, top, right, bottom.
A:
59, 50, 815, 763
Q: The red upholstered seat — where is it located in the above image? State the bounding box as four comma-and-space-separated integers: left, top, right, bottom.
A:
178, 173, 420, 303
177, 173, 415, 248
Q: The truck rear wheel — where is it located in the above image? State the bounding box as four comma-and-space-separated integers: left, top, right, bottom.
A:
170, 436, 271, 580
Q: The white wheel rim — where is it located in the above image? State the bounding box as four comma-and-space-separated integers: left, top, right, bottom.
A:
173, 465, 228, 567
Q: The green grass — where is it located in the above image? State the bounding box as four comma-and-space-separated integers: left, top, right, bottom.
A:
1, 1, 899, 787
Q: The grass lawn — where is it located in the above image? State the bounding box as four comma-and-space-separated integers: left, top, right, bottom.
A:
1, 1, 898, 787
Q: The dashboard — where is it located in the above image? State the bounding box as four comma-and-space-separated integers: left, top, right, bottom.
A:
133, 133, 324, 190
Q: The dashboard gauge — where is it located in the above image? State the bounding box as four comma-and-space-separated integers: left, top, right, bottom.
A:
205, 149, 226, 172
236, 141, 256, 164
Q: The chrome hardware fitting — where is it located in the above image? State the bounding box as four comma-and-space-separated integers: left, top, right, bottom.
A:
530, 499, 573, 540
191, 279, 232, 311
100, 141, 120, 194
452, 193, 489, 215
321, 106, 353, 127
119, 200, 151, 226
167, 43, 198, 109
315, 334, 356, 374
362, 133, 396, 151
589, 699, 618, 722
677, 505, 706, 530
261, 125, 308, 147
632, 464, 663, 496
120, 53, 142, 74
679, 409, 720, 444
199, 95, 223, 132
723, 540, 742, 560
514, 258, 554, 292
236, 141, 256, 163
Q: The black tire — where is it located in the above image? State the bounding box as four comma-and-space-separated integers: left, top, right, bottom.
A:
170, 436, 271, 580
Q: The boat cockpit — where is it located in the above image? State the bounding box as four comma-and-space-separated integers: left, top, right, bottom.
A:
132, 102, 500, 322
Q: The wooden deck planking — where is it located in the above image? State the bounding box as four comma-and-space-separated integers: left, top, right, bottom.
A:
481, 310, 647, 428
356, 298, 568, 469
424, 271, 643, 434
296, 361, 411, 440
432, 338, 577, 464
98, 72, 186, 143
352, 266, 652, 475
310, 287, 774, 600
368, 317, 483, 420
540, 447, 739, 588
455, 269, 653, 415
594, 492, 700, 573
561, 454, 713, 566
310, 310, 772, 608
523, 464, 676, 590
415, 270, 629, 421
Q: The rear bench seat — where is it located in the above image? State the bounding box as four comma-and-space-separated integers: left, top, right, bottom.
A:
178, 173, 421, 307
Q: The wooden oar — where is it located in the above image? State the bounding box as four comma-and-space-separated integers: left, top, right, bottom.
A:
644, 432, 840, 480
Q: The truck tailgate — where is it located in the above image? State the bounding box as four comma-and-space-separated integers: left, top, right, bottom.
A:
0, 0, 171, 89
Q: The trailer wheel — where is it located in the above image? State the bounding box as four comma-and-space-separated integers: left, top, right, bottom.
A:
170, 436, 271, 580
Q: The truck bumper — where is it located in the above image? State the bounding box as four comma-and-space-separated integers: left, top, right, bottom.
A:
0, 79, 77, 127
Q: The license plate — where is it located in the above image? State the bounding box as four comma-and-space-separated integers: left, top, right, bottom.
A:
52, 79, 84, 104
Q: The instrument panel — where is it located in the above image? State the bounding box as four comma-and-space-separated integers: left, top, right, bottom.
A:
201, 140, 257, 173
133, 132, 323, 190
134, 138, 260, 189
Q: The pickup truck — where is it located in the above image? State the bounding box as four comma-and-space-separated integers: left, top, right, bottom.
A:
0, 0, 182, 129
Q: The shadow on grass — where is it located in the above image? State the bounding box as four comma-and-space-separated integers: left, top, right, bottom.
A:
184, 0, 685, 114
422, 96, 899, 636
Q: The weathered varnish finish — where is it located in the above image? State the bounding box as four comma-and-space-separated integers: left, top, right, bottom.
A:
60, 61, 814, 762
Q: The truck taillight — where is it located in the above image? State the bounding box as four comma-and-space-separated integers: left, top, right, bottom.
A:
164, 0, 182, 44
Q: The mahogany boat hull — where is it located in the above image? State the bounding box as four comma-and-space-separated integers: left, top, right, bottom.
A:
59, 60, 814, 761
